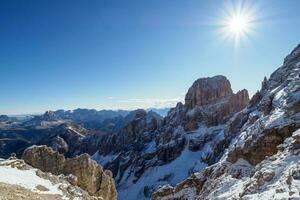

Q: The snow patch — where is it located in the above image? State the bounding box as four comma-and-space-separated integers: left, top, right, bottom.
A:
0, 160, 65, 197
118, 144, 207, 200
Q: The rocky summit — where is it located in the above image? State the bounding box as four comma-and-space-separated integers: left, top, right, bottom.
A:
185, 75, 233, 108
183, 75, 249, 130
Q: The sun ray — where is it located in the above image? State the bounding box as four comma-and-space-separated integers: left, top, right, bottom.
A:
217, 0, 260, 48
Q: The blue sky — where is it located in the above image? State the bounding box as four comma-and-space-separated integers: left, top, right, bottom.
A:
1, 0, 300, 114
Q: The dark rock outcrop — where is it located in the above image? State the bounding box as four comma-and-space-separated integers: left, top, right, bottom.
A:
97, 110, 163, 155
227, 124, 299, 165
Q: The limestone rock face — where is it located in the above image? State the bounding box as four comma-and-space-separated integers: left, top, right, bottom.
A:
227, 125, 298, 165
230, 89, 249, 112
64, 154, 117, 200
185, 75, 233, 109
22, 145, 65, 174
63, 154, 103, 195
22, 145, 117, 200
181, 75, 250, 129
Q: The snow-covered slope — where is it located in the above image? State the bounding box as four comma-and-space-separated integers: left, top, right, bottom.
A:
0, 158, 95, 200
117, 126, 225, 200
154, 129, 300, 200
208, 130, 300, 200
153, 44, 300, 200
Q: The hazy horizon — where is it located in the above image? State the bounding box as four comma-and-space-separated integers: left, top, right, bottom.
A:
4, 106, 172, 116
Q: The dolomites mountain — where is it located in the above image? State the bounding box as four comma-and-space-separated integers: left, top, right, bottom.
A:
153, 44, 300, 200
0, 45, 299, 200
89, 75, 249, 200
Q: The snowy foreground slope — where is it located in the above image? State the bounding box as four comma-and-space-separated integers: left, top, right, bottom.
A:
0, 158, 95, 200
153, 44, 300, 199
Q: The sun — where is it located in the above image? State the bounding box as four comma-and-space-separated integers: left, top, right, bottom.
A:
218, 1, 259, 47
225, 12, 252, 40
228, 16, 248, 34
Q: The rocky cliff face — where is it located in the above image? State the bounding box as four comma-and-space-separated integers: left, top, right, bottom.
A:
160, 76, 249, 135
185, 75, 233, 108
152, 44, 300, 200
183, 75, 249, 129
96, 109, 163, 155
22, 145, 117, 200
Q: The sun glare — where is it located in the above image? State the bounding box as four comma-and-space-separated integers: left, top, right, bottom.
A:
219, 1, 259, 47
228, 16, 248, 34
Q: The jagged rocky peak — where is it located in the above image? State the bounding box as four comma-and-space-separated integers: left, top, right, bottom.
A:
22, 145, 117, 200
122, 109, 163, 136
180, 75, 249, 130
97, 109, 163, 155
185, 75, 233, 108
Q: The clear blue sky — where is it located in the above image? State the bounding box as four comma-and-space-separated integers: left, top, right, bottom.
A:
1, 0, 300, 114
